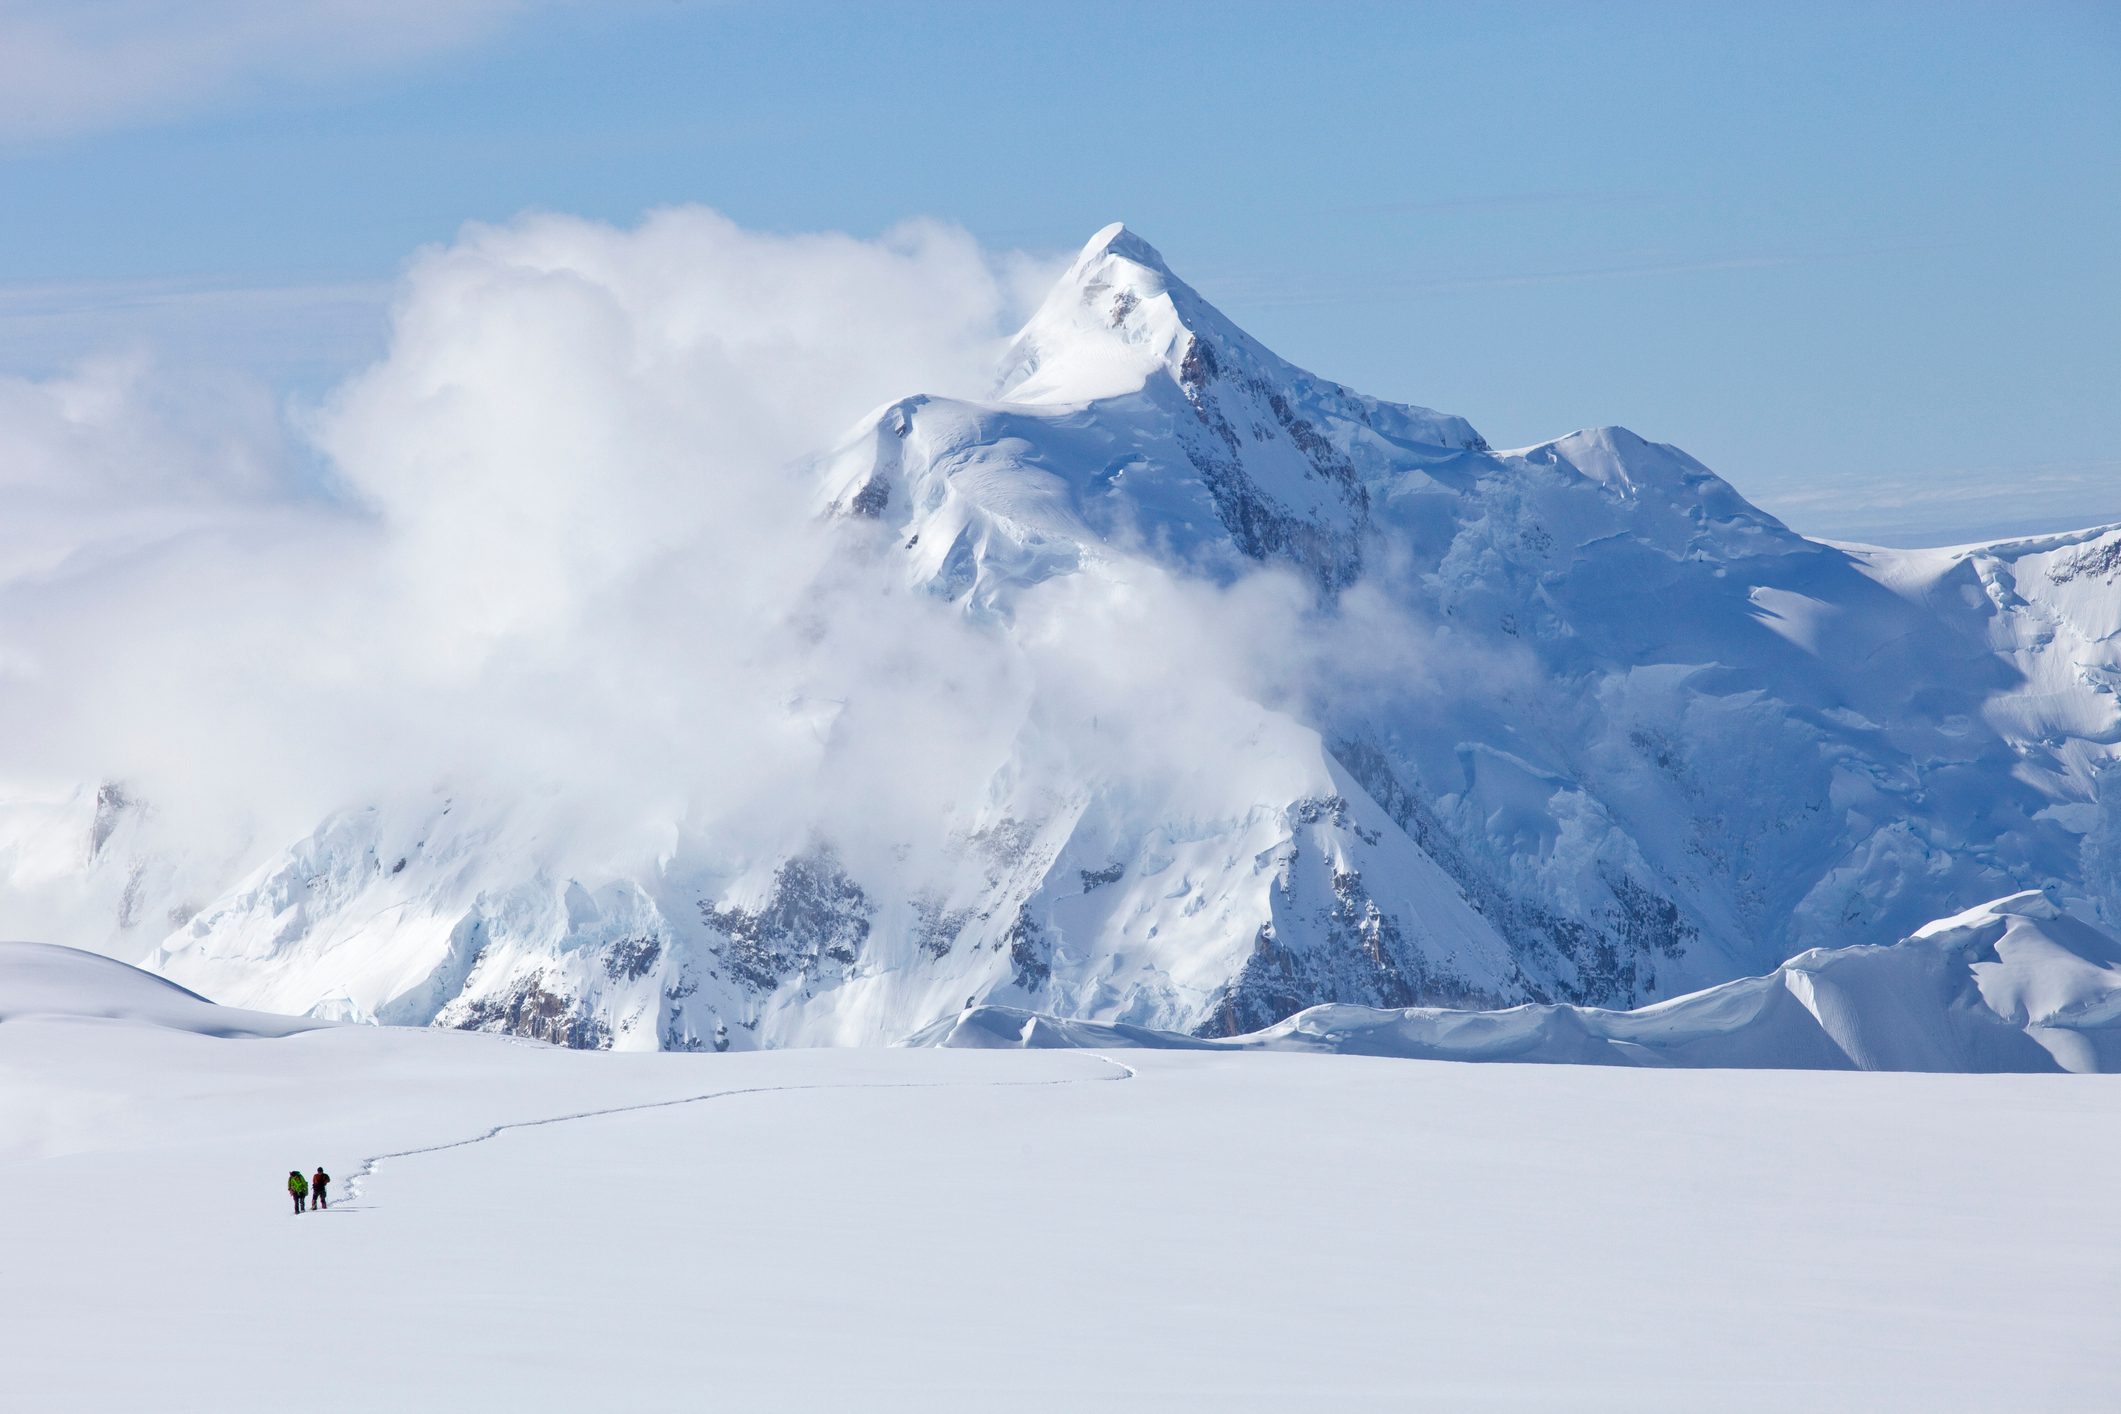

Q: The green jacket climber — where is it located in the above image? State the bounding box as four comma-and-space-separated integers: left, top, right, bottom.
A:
288, 1170, 310, 1214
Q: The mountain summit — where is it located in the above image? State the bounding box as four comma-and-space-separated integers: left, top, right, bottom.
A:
829, 222, 1488, 602
998, 222, 1198, 402
21, 227, 2121, 1051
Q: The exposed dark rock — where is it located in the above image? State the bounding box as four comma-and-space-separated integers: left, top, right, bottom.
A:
911, 895, 973, 959
1078, 862, 1125, 892
1177, 334, 1218, 390
1196, 864, 1497, 1037
1004, 907, 1049, 991
455, 975, 613, 1049
602, 934, 662, 982
1630, 727, 1682, 775
1289, 795, 1379, 846
700, 845, 874, 992
1329, 733, 1690, 1007
1181, 437, 1362, 589
1607, 873, 1697, 961
848, 476, 891, 518
2052, 535, 2121, 584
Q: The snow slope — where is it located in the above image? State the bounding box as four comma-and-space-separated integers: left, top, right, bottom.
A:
11, 223, 2121, 1051
916, 891, 2121, 1072
0, 938, 317, 1037
4, 953, 2118, 1411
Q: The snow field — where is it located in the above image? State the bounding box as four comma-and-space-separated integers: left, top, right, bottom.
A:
5, 1000, 2118, 1411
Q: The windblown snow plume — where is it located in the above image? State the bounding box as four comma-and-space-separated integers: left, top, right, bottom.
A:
4, 213, 2121, 1055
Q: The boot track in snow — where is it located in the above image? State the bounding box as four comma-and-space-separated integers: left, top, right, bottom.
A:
339, 1052, 1138, 1207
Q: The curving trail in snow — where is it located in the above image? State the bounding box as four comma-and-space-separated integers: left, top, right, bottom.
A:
7, 1003, 2119, 1410
5, 947, 2116, 1410
344, 1050, 1137, 1206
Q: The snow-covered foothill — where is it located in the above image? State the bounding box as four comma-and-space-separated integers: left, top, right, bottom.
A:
0, 939, 317, 1037
914, 892, 2121, 1072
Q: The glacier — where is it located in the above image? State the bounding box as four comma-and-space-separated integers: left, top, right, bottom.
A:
8, 222, 2121, 1053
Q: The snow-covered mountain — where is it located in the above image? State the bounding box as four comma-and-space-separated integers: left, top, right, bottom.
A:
11, 223, 2121, 1050
913, 891, 2121, 1072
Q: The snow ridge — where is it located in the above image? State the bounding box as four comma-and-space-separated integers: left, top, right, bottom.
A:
913, 893, 2121, 1072
0, 940, 320, 1038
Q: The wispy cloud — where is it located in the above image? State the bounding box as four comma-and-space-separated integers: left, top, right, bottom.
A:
0, 275, 390, 318
1192, 240, 1958, 310
0, 275, 392, 385
1403, 253, 1797, 294
1321, 188, 1649, 220
0, 0, 548, 146
1754, 457, 2121, 548
1190, 251, 1800, 310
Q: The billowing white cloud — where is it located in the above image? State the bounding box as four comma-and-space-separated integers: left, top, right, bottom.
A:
0, 209, 1060, 864
0, 0, 539, 144
0, 206, 1506, 964
0, 350, 298, 585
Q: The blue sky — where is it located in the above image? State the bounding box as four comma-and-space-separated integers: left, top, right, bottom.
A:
2, 0, 2115, 544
